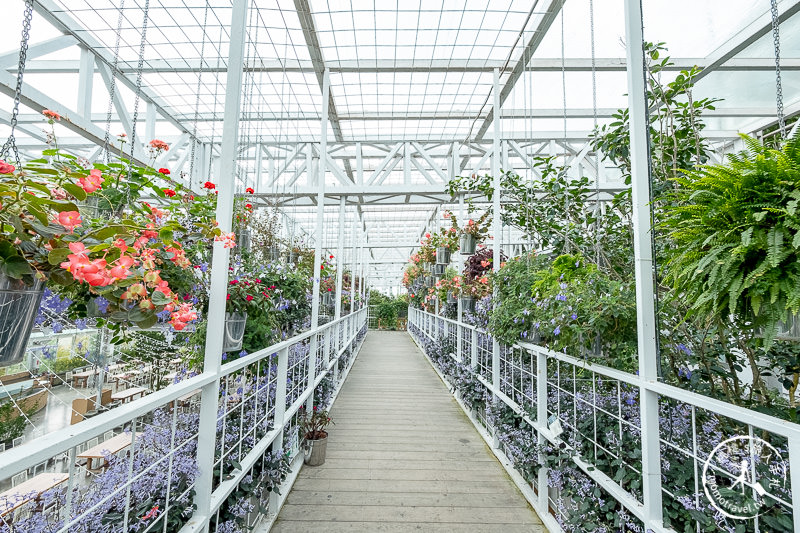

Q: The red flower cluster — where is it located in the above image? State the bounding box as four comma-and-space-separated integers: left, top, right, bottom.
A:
203, 181, 215, 190
163, 188, 176, 197
158, 168, 170, 175
245, 187, 254, 194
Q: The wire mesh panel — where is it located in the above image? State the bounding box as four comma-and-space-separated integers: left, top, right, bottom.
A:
407, 308, 800, 533
0, 310, 369, 533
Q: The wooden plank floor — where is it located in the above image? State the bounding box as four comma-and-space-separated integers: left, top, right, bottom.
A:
272, 330, 546, 532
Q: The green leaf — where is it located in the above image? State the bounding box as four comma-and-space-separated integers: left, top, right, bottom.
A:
62, 183, 87, 201
159, 227, 174, 245
0, 255, 32, 279
47, 247, 71, 265
135, 313, 158, 329
27, 201, 49, 225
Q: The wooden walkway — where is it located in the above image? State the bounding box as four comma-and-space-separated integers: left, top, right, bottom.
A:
272, 330, 546, 532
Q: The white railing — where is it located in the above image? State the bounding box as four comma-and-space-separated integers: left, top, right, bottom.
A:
408, 307, 800, 533
0, 308, 368, 533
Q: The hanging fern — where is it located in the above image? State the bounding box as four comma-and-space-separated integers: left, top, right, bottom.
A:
661, 132, 800, 344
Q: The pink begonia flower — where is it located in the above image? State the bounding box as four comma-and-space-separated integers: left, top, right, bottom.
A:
215, 232, 237, 249
56, 211, 82, 233
0, 160, 15, 174
77, 169, 103, 193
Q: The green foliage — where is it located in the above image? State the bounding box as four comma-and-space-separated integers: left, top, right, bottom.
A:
0, 400, 27, 444
661, 133, 800, 344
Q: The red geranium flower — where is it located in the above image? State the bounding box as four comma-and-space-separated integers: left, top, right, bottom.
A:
42, 109, 61, 121
158, 168, 170, 175
203, 181, 215, 190
245, 187, 254, 194
163, 188, 176, 197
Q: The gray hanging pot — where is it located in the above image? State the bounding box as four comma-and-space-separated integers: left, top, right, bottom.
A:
459, 296, 476, 312
303, 434, 328, 466
446, 292, 457, 305
460, 234, 477, 255
432, 264, 446, 277
265, 246, 281, 262
436, 247, 451, 265
223, 312, 248, 353
776, 313, 800, 341
236, 228, 252, 253
0, 275, 46, 366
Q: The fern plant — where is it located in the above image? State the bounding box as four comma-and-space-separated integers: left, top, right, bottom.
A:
661, 133, 800, 344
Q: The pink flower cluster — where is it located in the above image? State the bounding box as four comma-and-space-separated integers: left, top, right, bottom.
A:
60, 242, 135, 287
78, 169, 103, 193
215, 232, 236, 249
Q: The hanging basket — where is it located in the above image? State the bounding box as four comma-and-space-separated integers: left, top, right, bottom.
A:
322, 291, 334, 307
265, 246, 281, 262
424, 276, 435, 287
223, 312, 248, 353
0, 275, 46, 366
432, 264, 446, 277
460, 234, 477, 255
776, 313, 800, 341
446, 292, 457, 305
436, 247, 451, 265
459, 296, 476, 312
422, 262, 432, 273
235, 229, 252, 253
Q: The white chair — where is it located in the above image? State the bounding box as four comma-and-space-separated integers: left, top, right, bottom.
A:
32, 461, 47, 476
103, 431, 114, 441
12, 437, 23, 448
13, 502, 31, 522
86, 437, 98, 450
65, 371, 73, 385
0, 442, 5, 453
11, 471, 27, 487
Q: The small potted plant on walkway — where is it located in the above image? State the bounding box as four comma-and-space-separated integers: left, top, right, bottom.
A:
301, 406, 333, 466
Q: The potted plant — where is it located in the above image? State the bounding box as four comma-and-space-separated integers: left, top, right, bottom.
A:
300, 406, 333, 466
430, 214, 459, 264
661, 133, 800, 346
453, 210, 490, 255
0, 121, 215, 363
224, 277, 268, 352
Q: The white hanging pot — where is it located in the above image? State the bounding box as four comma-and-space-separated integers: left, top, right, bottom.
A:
223, 312, 248, 352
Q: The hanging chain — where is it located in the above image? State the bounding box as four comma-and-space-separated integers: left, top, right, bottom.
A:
126, 0, 151, 185
103, 0, 126, 163
770, 0, 786, 138
560, 10, 567, 142
1, 0, 34, 164
589, 0, 601, 267
189, 1, 211, 185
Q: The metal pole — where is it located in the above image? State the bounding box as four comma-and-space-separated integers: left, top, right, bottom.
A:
334, 196, 346, 320
192, 0, 248, 528
307, 68, 330, 412
491, 68, 502, 418
623, 0, 663, 528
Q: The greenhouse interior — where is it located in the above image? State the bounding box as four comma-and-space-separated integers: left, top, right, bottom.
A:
1, 0, 800, 531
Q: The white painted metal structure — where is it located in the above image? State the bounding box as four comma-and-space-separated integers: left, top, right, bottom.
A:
1, 0, 799, 288
1, 0, 800, 530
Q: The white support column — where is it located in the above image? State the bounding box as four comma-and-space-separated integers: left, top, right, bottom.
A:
624, 0, 664, 529
268, 150, 275, 190
356, 142, 363, 185
335, 196, 346, 321
307, 69, 330, 412
404, 142, 411, 184
145, 102, 156, 144
77, 47, 94, 118
491, 68, 502, 420
255, 144, 263, 193
306, 143, 314, 187
193, 0, 249, 529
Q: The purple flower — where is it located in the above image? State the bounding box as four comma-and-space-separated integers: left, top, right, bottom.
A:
95, 296, 110, 314
553, 326, 560, 336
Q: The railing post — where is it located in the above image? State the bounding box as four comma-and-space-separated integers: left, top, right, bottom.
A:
536, 350, 549, 512
306, 332, 318, 412
471, 329, 478, 370
270, 346, 289, 511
